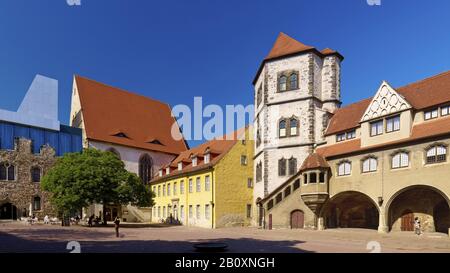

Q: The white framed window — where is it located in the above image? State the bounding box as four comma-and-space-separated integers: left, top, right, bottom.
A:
166, 167, 170, 175
196, 177, 201, 192
167, 183, 171, 196
204, 153, 210, 164
347, 130, 356, 139
180, 205, 185, 219
173, 182, 177, 196
189, 205, 193, 218
205, 204, 210, 220
362, 157, 377, 173
392, 152, 409, 169
426, 145, 447, 164
424, 108, 438, 120
370, 120, 383, 136
205, 175, 210, 191
386, 115, 400, 133
192, 157, 198, 167
158, 186, 161, 197
337, 161, 351, 176
196, 205, 201, 219
441, 106, 450, 116
180, 180, 185, 194
336, 133, 346, 142
188, 179, 193, 193
178, 162, 183, 170
163, 185, 166, 196
159, 170, 163, 177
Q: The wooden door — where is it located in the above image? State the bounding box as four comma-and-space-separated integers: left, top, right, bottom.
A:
291, 210, 304, 229
268, 214, 272, 230
401, 210, 414, 231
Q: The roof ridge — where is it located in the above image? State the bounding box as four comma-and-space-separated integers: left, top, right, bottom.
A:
74, 74, 171, 108
397, 70, 450, 90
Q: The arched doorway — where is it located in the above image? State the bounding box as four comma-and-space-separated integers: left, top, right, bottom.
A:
388, 185, 450, 233
290, 210, 304, 229
322, 191, 379, 229
400, 210, 414, 231
0, 203, 18, 220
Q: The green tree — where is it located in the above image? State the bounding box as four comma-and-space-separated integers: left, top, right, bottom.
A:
42, 148, 154, 225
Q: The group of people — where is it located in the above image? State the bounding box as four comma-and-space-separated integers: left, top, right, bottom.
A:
87, 214, 121, 237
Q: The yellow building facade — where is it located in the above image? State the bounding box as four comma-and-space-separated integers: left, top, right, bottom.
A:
150, 127, 254, 228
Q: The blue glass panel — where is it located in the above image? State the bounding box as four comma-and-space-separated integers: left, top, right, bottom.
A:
72, 134, 82, 153
14, 125, 30, 139
30, 128, 45, 154
45, 131, 59, 155
0, 123, 14, 150
59, 132, 72, 156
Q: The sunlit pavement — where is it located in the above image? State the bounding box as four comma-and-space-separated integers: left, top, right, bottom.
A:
0, 221, 449, 253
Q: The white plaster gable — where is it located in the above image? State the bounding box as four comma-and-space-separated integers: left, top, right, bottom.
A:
361, 81, 412, 122
0, 74, 60, 130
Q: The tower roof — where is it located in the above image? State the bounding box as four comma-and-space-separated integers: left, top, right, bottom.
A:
265, 32, 315, 60
253, 32, 343, 85
300, 153, 330, 171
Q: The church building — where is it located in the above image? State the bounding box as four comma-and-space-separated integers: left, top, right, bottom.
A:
70, 75, 188, 222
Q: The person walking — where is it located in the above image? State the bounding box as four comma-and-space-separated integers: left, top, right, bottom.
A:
114, 216, 121, 238
414, 217, 422, 235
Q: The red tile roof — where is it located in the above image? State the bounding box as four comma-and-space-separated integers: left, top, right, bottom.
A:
300, 153, 330, 171
325, 70, 450, 136
150, 127, 248, 183
253, 32, 343, 84
317, 116, 450, 158
75, 75, 188, 155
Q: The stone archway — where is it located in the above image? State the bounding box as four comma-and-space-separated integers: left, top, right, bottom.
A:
0, 202, 18, 220
387, 185, 450, 233
321, 191, 379, 230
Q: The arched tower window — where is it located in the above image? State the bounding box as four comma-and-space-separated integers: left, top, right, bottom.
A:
279, 76, 287, 91
279, 119, 287, 137
139, 154, 154, 184
289, 117, 299, 136
289, 73, 298, 90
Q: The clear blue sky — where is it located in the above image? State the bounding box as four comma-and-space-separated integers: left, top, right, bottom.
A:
1, 0, 450, 147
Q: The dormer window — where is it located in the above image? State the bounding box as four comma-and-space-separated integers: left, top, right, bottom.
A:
148, 139, 164, 145
112, 132, 129, 138
424, 108, 438, 120
336, 130, 356, 142
178, 162, 183, 171
386, 115, 400, 133
192, 156, 198, 167
441, 105, 450, 116
204, 153, 210, 164
370, 120, 383, 136
166, 167, 170, 174
159, 170, 163, 177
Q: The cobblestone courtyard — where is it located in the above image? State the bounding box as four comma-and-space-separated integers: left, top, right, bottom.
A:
0, 221, 449, 253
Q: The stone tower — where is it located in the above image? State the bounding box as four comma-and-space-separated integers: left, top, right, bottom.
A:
253, 33, 343, 210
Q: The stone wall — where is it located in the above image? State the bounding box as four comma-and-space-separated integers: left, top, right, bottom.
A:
0, 138, 57, 219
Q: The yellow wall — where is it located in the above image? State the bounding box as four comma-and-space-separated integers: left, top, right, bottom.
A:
151, 127, 254, 228
214, 128, 254, 228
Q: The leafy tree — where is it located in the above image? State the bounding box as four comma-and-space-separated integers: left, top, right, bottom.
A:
42, 148, 154, 225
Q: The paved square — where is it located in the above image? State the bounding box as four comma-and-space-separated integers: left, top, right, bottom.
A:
0, 221, 449, 253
